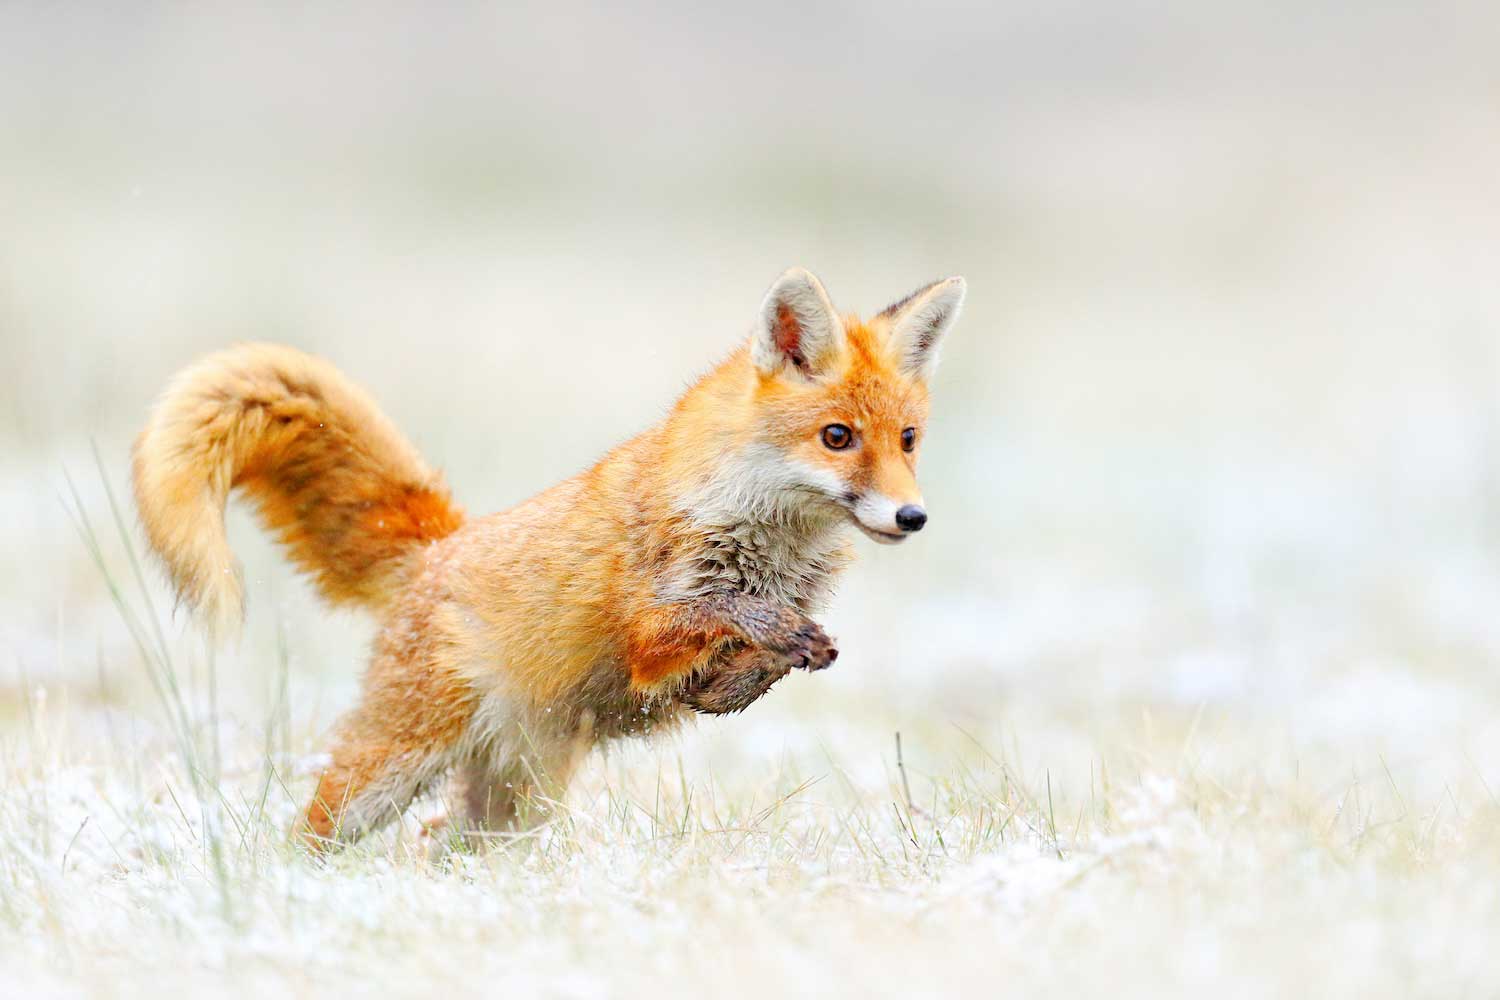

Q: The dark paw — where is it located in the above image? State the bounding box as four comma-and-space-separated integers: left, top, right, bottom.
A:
682, 649, 790, 715
778, 620, 838, 672
727, 597, 837, 671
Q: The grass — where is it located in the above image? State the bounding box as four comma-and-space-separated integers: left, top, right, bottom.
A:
3, 470, 1500, 998
7, 686, 1500, 998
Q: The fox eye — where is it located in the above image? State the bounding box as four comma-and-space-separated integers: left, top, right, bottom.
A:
821, 424, 854, 450
901, 427, 917, 452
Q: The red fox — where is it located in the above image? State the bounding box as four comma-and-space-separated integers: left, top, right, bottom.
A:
131, 268, 965, 848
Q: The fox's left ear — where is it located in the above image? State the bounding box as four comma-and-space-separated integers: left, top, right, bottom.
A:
880, 276, 966, 380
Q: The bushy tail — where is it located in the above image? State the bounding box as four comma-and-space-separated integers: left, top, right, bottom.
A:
132, 343, 464, 635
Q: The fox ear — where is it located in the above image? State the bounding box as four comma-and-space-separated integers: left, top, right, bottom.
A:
880, 276, 966, 379
752, 267, 845, 379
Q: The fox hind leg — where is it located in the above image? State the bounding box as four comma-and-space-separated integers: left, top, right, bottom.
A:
300, 717, 469, 850
450, 759, 551, 841
302, 740, 440, 849
298, 652, 477, 851
443, 717, 595, 848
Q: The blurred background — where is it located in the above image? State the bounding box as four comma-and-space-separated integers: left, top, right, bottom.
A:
4, 0, 1500, 799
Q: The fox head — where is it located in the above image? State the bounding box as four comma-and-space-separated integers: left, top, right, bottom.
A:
744, 267, 966, 545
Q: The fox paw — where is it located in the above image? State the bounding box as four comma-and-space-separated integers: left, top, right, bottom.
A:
771, 620, 838, 672
682, 652, 790, 715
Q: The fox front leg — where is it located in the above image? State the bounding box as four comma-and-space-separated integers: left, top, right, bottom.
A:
626, 590, 838, 690
682, 644, 793, 715
694, 590, 839, 672
679, 592, 841, 712
682, 592, 843, 714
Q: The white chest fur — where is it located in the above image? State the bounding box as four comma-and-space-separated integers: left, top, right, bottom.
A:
681, 519, 849, 610
666, 442, 856, 610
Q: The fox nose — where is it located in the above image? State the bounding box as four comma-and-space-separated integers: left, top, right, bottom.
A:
895, 505, 927, 533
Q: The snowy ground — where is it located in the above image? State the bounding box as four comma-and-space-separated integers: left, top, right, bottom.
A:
9, 549, 1500, 998
6, 4, 1500, 997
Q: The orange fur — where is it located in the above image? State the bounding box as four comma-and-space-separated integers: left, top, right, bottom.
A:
130, 269, 965, 849
132, 343, 463, 635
